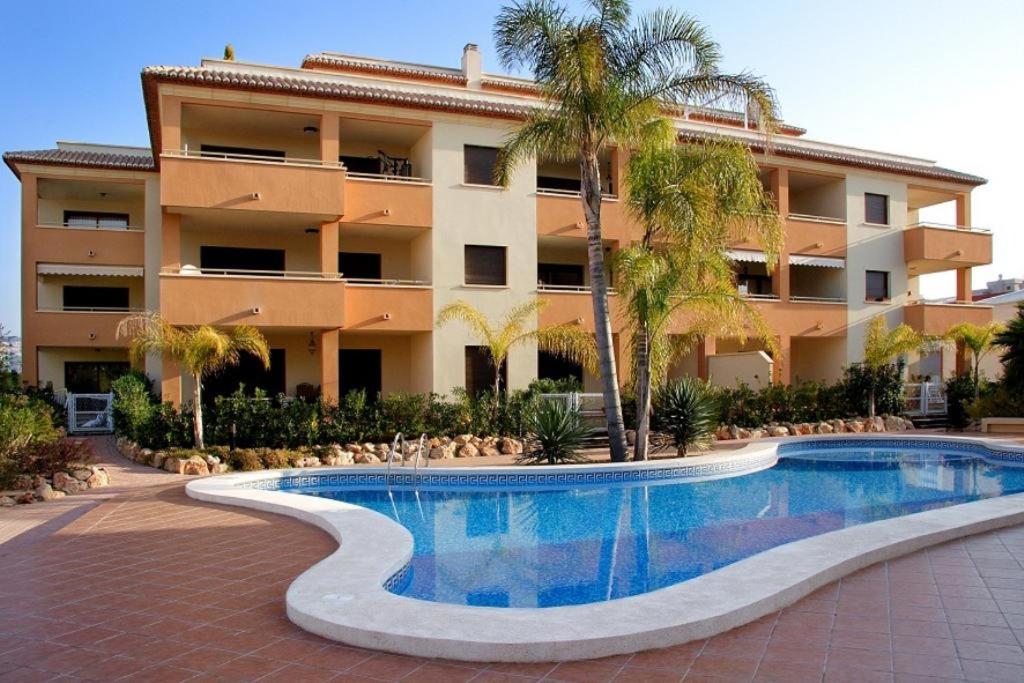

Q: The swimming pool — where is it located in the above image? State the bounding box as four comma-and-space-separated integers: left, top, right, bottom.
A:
295, 439, 1024, 608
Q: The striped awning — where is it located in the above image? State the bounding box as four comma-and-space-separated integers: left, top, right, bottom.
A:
789, 255, 845, 269
37, 263, 144, 277
727, 249, 767, 264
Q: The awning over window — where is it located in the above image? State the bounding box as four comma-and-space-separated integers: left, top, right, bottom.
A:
727, 249, 767, 263
37, 264, 144, 277
789, 255, 846, 269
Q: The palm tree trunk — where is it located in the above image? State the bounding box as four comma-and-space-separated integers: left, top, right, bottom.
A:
868, 384, 876, 419
634, 323, 652, 461
973, 356, 981, 401
580, 150, 628, 462
192, 374, 204, 450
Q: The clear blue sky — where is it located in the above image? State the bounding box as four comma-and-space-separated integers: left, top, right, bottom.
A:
3, 0, 1021, 335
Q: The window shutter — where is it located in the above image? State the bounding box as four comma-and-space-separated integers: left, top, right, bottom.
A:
465, 245, 507, 285
464, 145, 500, 185
865, 193, 889, 225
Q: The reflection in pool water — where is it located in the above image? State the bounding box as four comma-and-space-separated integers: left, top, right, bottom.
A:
299, 446, 1024, 608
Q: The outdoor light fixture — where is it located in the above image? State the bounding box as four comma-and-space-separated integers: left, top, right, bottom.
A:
303, 125, 319, 135
304, 227, 320, 234
308, 332, 317, 355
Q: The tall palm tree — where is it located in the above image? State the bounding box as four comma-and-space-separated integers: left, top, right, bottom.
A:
493, 0, 779, 461
946, 321, 1004, 399
620, 141, 782, 460
117, 312, 270, 449
436, 298, 597, 402
862, 315, 927, 418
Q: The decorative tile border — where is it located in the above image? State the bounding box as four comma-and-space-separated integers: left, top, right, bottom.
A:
187, 435, 1024, 663
779, 436, 1024, 464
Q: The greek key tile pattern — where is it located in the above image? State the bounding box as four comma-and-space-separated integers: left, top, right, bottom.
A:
779, 437, 1024, 464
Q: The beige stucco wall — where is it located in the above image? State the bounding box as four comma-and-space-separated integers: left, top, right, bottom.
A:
36, 195, 145, 228
429, 120, 538, 395
36, 274, 144, 310
708, 351, 774, 388
844, 174, 910, 366
791, 336, 847, 383
179, 226, 320, 272
340, 333, 419, 394
37, 347, 130, 393
144, 178, 163, 385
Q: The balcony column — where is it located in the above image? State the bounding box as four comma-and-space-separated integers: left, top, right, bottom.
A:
162, 96, 182, 153
773, 335, 792, 385
320, 329, 340, 402
161, 357, 181, 407
770, 169, 790, 301
697, 336, 716, 380
320, 221, 339, 275
319, 114, 339, 163
161, 211, 181, 271
20, 173, 38, 386
954, 193, 972, 374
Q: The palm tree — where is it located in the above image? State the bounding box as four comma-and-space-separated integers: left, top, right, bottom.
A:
436, 299, 597, 402
945, 321, 1004, 399
493, 0, 779, 461
994, 303, 1024, 393
620, 141, 781, 460
862, 315, 927, 418
117, 312, 270, 449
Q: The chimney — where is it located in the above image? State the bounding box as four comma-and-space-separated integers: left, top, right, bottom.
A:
462, 43, 482, 89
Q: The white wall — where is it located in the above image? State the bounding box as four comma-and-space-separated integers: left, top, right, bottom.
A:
430, 120, 538, 394
37, 347, 130, 393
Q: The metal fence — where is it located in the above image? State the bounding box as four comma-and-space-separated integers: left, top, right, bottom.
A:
903, 382, 947, 417
66, 393, 114, 434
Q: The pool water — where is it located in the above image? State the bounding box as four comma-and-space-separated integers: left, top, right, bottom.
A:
299, 445, 1024, 608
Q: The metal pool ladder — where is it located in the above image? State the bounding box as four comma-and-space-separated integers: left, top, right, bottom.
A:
385, 432, 403, 490
385, 433, 429, 492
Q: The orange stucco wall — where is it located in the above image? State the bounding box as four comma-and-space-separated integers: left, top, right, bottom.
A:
159, 274, 346, 328
904, 302, 992, 336
536, 194, 636, 244
343, 178, 431, 228
160, 155, 345, 218
903, 226, 992, 268
23, 311, 129, 349
24, 226, 144, 267
539, 291, 624, 333
343, 285, 432, 331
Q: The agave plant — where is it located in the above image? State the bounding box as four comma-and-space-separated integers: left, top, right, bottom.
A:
653, 377, 718, 456
518, 399, 594, 465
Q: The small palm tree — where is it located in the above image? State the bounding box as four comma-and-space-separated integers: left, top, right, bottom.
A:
518, 399, 594, 465
946, 321, 1004, 399
493, 0, 778, 462
862, 315, 927, 418
436, 299, 597, 402
117, 312, 269, 449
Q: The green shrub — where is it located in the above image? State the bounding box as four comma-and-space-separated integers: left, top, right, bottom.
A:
945, 374, 980, 430
0, 393, 61, 488
654, 378, 718, 455
842, 362, 904, 417
22, 438, 96, 476
518, 400, 593, 465
227, 449, 263, 471
259, 449, 292, 469
112, 372, 155, 444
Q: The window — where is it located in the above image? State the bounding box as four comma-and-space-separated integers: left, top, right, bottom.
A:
466, 346, 506, 396
538, 263, 585, 288
537, 175, 581, 192
465, 245, 507, 286
464, 145, 500, 186
204, 348, 286, 401
200, 246, 285, 276
64, 362, 130, 393
339, 349, 383, 401
199, 144, 285, 161
63, 210, 130, 229
339, 252, 382, 280
538, 351, 584, 386
62, 286, 130, 311
865, 270, 890, 302
865, 193, 889, 225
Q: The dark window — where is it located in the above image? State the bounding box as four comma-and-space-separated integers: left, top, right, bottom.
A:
340, 349, 382, 401
339, 252, 382, 280
204, 348, 285, 401
537, 175, 581, 192
63, 210, 130, 229
466, 346, 506, 396
865, 193, 889, 225
339, 155, 382, 174
734, 265, 773, 296
865, 270, 890, 302
199, 144, 285, 161
465, 245, 507, 286
64, 362, 130, 393
62, 286, 130, 311
339, 152, 411, 177
200, 246, 285, 276
464, 145, 500, 186
538, 351, 584, 385
538, 263, 585, 288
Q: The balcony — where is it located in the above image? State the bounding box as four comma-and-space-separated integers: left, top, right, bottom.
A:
343, 175, 431, 228
28, 223, 144, 266
538, 285, 623, 333
160, 150, 345, 219
903, 222, 992, 275
25, 310, 133, 348
159, 270, 433, 331
904, 301, 993, 335
786, 214, 847, 257
536, 191, 635, 243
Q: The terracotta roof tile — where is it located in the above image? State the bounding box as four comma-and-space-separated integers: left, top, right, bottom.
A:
3, 148, 155, 178
302, 54, 468, 85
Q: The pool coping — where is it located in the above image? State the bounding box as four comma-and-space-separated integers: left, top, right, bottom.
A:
186, 434, 1024, 662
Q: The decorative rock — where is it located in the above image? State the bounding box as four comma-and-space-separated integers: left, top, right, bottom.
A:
32, 475, 46, 489
13, 475, 34, 490
847, 420, 864, 433
480, 446, 501, 458
749, 429, 765, 440
767, 426, 789, 437
181, 458, 209, 477
737, 428, 752, 440
16, 491, 35, 504
204, 454, 221, 468
0, 496, 14, 507
429, 443, 456, 460
53, 472, 84, 495
355, 452, 381, 464
362, 443, 376, 454
904, 419, 916, 430
499, 437, 524, 455
716, 426, 733, 441
457, 443, 479, 458
454, 434, 472, 446
33, 484, 64, 501
867, 416, 885, 433
831, 419, 845, 434
816, 422, 834, 434
150, 453, 166, 469
214, 463, 230, 474
883, 415, 902, 432
301, 456, 321, 468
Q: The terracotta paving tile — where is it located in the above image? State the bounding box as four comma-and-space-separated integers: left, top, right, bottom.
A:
890, 619, 951, 639
825, 646, 893, 672
258, 662, 342, 682
686, 653, 760, 679
347, 653, 428, 681
891, 634, 957, 657
830, 629, 892, 652
953, 639, 1024, 665
891, 653, 962, 679
611, 665, 684, 682
944, 609, 1008, 627
958, 658, 1024, 683
752, 659, 823, 683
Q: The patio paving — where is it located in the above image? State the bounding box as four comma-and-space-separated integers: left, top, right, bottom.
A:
2, 439, 1024, 681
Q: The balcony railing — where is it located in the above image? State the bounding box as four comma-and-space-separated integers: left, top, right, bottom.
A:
787, 212, 846, 225
789, 295, 847, 304
345, 171, 430, 184
168, 148, 342, 168
170, 266, 343, 280
536, 187, 618, 200
907, 221, 990, 234
36, 222, 144, 232
37, 307, 143, 313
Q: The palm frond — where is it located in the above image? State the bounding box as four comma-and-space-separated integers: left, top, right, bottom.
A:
863, 316, 925, 369
530, 323, 599, 375
495, 112, 577, 186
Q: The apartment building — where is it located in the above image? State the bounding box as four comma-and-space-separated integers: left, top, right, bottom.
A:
4, 45, 993, 403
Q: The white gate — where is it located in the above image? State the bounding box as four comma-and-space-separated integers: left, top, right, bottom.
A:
539, 392, 606, 421
903, 382, 947, 417
66, 393, 114, 434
